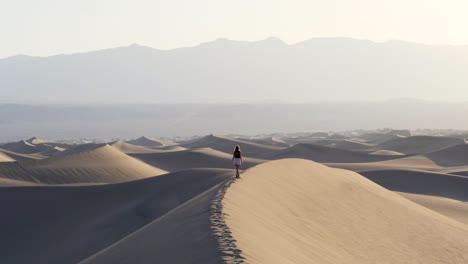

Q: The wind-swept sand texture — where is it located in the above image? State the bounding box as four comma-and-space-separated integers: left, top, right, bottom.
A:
0, 152, 14, 162
359, 169, 468, 201
180, 134, 282, 158
131, 147, 265, 172
126, 136, 174, 148
0, 144, 167, 184
0, 168, 232, 264
223, 159, 468, 264
373, 135, 464, 154
0, 177, 39, 186
398, 192, 468, 225
263, 143, 401, 163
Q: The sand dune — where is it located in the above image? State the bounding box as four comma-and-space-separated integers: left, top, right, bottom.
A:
425, 143, 468, 166
374, 135, 464, 154
25, 136, 47, 145
0, 152, 14, 162
233, 136, 290, 147
263, 143, 401, 163
126, 136, 174, 148
0, 149, 46, 161
313, 139, 373, 151
0, 168, 232, 264
398, 192, 468, 225
2, 134, 468, 263
223, 159, 468, 264
131, 147, 265, 172
81, 175, 235, 264
360, 169, 468, 201
367, 134, 406, 145
328, 155, 441, 172
180, 134, 282, 158
0, 139, 53, 154
0, 144, 167, 185
111, 141, 187, 154
38, 146, 65, 157
0, 177, 39, 186
358, 130, 411, 145
278, 135, 326, 145
110, 141, 163, 153
370, 149, 405, 156
0, 162, 37, 185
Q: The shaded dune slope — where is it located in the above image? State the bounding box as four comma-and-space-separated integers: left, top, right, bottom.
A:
373, 136, 464, 155
313, 139, 373, 151
0, 140, 53, 154
263, 143, 402, 163
180, 134, 282, 158
126, 136, 174, 148
233, 137, 290, 148
360, 169, 468, 201
131, 147, 265, 172
425, 143, 468, 166
0, 169, 232, 264
327, 155, 441, 172
82, 177, 240, 264
223, 159, 468, 264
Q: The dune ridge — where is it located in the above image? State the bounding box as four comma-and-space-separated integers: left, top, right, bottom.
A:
0, 144, 167, 185
126, 136, 174, 148
0, 152, 14, 162
223, 159, 468, 264
0, 139, 53, 154
180, 134, 282, 158
263, 143, 402, 163
131, 147, 265, 172
313, 139, 373, 151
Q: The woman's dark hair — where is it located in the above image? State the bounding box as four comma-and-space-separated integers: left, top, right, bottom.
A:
234, 145, 240, 152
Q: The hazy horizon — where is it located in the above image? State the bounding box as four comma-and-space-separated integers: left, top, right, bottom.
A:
3, 0, 468, 58
3, 36, 468, 60
2, 37, 468, 104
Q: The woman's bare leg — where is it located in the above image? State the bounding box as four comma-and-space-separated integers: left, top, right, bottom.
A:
235, 165, 240, 178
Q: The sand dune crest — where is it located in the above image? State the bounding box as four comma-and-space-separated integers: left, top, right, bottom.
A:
223, 159, 468, 264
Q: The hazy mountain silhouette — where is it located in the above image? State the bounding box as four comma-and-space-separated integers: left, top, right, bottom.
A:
1, 37, 468, 103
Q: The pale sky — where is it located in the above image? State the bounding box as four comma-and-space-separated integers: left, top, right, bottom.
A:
1, 0, 468, 58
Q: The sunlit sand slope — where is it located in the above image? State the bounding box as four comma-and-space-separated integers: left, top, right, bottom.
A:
224, 159, 468, 264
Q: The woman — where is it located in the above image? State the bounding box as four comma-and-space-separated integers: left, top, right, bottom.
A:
232, 145, 243, 178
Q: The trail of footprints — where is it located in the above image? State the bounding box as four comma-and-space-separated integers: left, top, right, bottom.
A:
210, 177, 245, 264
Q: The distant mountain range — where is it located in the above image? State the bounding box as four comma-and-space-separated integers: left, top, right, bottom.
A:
1, 37, 468, 103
